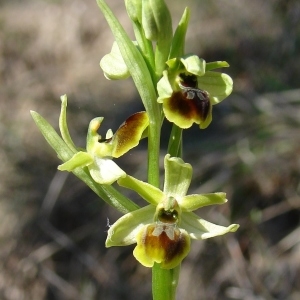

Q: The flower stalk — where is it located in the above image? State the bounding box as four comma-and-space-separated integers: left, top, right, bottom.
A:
31, 0, 238, 299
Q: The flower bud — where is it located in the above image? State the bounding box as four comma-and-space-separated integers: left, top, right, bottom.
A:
142, 0, 172, 42
125, 0, 142, 23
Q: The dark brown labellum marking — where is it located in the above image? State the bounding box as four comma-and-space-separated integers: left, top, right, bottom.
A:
98, 137, 112, 143
157, 208, 179, 224
181, 87, 210, 121
178, 73, 198, 88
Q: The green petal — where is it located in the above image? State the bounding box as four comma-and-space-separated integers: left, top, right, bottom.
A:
157, 70, 173, 103
58, 151, 93, 171
181, 212, 239, 239
100, 41, 131, 80
118, 175, 164, 206
180, 192, 227, 212
106, 205, 155, 247
180, 55, 206, 77
111, 112, 149, 158
205, 61, 229, 71
88, 157, 126, 185
198, 71, 233, 105
163, 154, 192, 198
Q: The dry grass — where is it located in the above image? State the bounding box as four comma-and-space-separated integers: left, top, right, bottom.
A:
0, 0, 300, 299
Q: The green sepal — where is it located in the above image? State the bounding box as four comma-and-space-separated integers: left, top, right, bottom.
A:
163, 154, 192, 198
58, 151, 93, 171
118, 175, 164, 206
180, 192, 227, 212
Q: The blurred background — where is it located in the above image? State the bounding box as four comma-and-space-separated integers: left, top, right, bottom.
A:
1, 0, 300, 299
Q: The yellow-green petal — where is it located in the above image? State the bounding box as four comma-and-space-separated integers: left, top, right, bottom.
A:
111, 112, 149, 158
180, 192, 227, 212
58, 151, 93, 171
163, 154, 192, 198
180, 55, 206, 77
198, 71, 233, 104
181, 212, 239, 240
100, 42, 131, 80
106, 205, 155, 247
88, 157, 126, 185
157, 70, 173, 103
118, 175, 164, 206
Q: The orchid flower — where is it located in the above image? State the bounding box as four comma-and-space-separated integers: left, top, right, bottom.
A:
58, 112, 149, 185
157, 55, 233, 129
106, 154, 239, 269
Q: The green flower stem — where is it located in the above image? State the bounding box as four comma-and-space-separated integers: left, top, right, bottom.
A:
96, 0, 161, 188
167, 123, 183, 157
131, 21, 157, 84
152, 263, 180, 300
31, 111, 139, 214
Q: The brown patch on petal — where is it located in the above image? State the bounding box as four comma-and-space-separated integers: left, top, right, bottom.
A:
146, 225, 189, 266
169, 89, 211, 123
178, 73, 198, 88
112, 112, 149, 157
